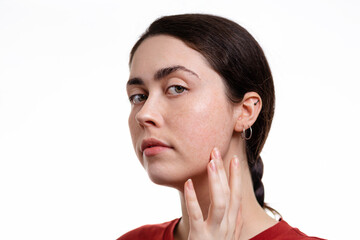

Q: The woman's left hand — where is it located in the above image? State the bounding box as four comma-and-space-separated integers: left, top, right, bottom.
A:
184, 148, 243, 240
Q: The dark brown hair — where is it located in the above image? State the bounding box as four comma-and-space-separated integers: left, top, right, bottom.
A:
130, 14, 275, 211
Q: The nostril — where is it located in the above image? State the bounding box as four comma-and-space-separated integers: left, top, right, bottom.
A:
146, 120, 156, 126
139, 119, 156, 127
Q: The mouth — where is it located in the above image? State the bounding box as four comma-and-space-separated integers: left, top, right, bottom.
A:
141, 138, 172, 156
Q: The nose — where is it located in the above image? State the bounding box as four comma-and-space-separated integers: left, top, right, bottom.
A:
135, 95, 164, 128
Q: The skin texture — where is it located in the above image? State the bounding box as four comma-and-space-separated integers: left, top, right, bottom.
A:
127, 35, 277, 240
128, 35, 236, 188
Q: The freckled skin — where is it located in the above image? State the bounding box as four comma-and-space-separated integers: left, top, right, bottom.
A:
128, 35, 237, 190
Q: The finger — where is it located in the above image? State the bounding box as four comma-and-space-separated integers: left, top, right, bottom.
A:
211, 148, 231, 232
207, 159, 227, 228
211, 148, 230, 201
184, 179, 204, 231
234, 205, 243, 239
227, 156, 242, 233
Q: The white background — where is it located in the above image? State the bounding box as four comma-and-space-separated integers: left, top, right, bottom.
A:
1, 0, 359, 239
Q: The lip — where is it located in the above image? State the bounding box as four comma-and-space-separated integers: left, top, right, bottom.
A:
141, 138, 172, 156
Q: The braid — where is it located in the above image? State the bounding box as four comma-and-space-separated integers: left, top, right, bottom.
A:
249, 156, 265, 207
249, 154, 281, 217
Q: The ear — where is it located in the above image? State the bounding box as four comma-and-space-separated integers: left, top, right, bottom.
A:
234, 92, 262, 132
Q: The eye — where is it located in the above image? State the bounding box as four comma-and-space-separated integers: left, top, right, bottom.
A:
129, 94, 148, 104
167, 85, 188, 95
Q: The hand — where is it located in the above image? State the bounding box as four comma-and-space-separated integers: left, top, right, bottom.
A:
184, 148, 243, 240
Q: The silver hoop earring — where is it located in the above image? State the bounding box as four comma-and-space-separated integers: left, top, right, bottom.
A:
241, 126, 252, 140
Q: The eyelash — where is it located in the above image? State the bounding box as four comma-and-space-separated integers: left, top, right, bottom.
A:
167, 85, 188, 95
129, 85, 188, 105
129, 94, 148, 104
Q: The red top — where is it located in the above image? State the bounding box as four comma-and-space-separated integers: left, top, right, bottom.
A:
249, 219, 325, 240
118, 219, 179, 240
118, 218, 325, 240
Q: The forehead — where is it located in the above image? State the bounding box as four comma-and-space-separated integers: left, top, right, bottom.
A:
130, 35, 210, 78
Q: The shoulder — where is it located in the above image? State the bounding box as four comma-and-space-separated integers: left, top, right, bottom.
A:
250, 219, 326, 240
117, 218, 180, 240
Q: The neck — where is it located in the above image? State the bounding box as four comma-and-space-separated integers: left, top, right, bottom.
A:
173, 142, 277, 240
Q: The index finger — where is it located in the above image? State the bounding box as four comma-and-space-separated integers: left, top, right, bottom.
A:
184, 179, 204, 232
227, 156, 242, 231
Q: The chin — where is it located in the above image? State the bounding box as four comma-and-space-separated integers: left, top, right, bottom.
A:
145, 162, 207, 190
146, 169, 185, 189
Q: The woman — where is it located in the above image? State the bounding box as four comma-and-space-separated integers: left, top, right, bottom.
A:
119, 14, 324, 240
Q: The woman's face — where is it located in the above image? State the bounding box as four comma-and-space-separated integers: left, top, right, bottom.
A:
127, 35, 237, 188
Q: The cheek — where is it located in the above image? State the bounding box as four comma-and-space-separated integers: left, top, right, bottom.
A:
128, 112, 143, 163
128, 112, 136, 145
171, 93, 234, 163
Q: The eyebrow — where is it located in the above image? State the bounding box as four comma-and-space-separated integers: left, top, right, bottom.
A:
127, 65, 200, 86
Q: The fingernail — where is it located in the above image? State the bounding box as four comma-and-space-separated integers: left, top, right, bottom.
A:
213, 147, 221, 159
233, 155, 239, 167
186, 179, 194, 190
209, 159, 217, 171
